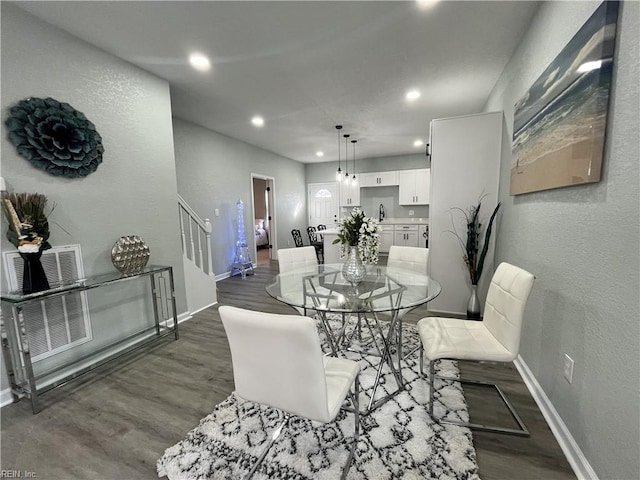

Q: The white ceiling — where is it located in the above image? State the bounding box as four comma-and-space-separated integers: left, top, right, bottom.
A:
14, 1, 540, 164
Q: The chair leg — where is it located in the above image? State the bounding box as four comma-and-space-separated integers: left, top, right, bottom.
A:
431, 366, 529, 437
428, 359, 435, 416
244, 414, 288, 479
342, 373, 360, 480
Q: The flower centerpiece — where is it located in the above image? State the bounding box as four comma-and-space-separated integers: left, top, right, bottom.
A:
333, 208, 381, 285
1, 192, 53, 293
448, 195, 501, 319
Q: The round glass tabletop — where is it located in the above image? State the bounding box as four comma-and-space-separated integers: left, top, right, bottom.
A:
265, 263, 441, 314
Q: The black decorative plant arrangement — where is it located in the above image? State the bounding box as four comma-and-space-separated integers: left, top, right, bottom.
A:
5, 97, 104, 178
449, 196, 502, 286
1, 192, 54, 293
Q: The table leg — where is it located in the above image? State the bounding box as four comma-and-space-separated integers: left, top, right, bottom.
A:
150, 274, 161, 336
167, 268, 180, 340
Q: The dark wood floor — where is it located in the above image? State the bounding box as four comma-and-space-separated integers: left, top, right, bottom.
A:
1, 261, 575, 479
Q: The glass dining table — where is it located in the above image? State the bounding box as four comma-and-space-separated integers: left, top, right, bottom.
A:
265, 263, 441, 413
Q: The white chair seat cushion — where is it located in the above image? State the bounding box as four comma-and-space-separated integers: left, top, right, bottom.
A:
417, 317, 515, 363
323, 356, 360, 421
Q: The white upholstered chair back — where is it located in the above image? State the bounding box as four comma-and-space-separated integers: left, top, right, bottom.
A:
278, 246, 318, 273
482, 262, 535, 361
219, 305, 331, 423
388, 246, 429, 274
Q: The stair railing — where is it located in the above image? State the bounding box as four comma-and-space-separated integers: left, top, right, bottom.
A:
177, 194, 213, 276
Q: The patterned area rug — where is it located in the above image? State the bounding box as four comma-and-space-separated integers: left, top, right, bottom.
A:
157, 320, 479, 480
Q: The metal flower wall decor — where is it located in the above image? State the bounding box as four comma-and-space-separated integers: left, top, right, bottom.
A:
5, 97, 104, 178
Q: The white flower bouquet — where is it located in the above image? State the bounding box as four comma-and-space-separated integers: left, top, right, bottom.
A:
333, 208, 381, 264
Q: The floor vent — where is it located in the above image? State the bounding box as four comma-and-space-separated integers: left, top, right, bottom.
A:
2, 245, 92, 361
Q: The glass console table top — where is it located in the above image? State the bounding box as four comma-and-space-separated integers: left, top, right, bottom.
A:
1, 265, 172, 303
265, 263, 441, 314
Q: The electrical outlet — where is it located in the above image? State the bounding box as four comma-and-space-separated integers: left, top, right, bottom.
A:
214, 208, 220, 217
287, 240, 291, 246
409, 210, 414, 216
563, 354, 574, 383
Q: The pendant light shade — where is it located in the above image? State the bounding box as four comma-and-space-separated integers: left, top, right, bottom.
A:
335, 125, 343, 182
351, 139, 357, 185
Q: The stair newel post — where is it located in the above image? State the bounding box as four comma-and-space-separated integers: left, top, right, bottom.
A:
197, 224, 204, 269
205, 218, 213, 276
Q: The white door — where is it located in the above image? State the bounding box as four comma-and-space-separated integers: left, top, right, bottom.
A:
308, 182, 338, 228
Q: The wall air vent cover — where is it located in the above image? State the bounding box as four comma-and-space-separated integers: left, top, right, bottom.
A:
2, 245, 92, 361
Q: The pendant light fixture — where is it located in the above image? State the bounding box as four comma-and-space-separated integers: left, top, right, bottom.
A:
335, 125, 343, 182
351, 139, 358, 185
343, 134, 350, 181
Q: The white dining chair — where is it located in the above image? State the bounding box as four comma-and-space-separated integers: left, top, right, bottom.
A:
277, 246, 318, 272
219, 305, 360, 479
277, 246, 318, 315
387, 245, 429, 275
417, 262, 535, 436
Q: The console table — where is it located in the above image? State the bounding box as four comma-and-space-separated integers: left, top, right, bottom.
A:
0, 265, 179, 413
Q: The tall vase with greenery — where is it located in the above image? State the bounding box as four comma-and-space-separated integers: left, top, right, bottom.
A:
449, 196, 501, 319
333, 208, 380, 285
1, 192, 53, 294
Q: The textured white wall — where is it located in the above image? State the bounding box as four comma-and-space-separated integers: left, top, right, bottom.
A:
1, 5, 187, 390
484, 2, 639, 478
172, 118, 307, 275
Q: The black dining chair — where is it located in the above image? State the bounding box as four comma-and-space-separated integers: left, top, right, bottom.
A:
291, 229, 304, 248
307, 226, 324, 264
316, 224, 327, 241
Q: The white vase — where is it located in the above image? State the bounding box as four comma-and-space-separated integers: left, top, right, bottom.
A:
342, 246, 367, 286
466, 284, 481, 320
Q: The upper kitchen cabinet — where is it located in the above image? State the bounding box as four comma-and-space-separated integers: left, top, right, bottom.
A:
339, 174, 361, 207
398, 168, 430, 205
360, 171, 399, 187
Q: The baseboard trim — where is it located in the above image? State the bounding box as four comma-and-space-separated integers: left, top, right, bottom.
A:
514, 355, 598, 480
1, 387, 15, 407
177, 312, 193, 324
188, 301, 218, 316
215, 271, 231, 282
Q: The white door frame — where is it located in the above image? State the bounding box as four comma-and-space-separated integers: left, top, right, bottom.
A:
251, 173, 278, 262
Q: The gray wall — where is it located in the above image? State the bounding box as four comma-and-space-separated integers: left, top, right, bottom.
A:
172, 118, 307, 276
305, 153, 430, 220
485, 1, 639, 478
0, 6, 187, 391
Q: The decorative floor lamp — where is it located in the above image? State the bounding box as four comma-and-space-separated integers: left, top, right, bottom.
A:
231, 199, 254, 278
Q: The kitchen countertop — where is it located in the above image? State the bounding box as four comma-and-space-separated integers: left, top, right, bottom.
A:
377, 217, 429, 225
322, 218, 428, 236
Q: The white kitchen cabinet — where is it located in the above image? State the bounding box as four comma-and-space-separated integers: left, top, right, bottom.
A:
339, 175, 360, 207
378, 225, 395, 252
398, 169, 430, 205
360, 171, 399, 187
393, 225, 420, 247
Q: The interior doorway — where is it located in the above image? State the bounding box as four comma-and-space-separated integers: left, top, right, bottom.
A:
308, 182, 339, 228
251, 174, 277, 267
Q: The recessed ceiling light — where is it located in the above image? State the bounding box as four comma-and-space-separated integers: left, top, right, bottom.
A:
406, 89, 421, 101
413, 139, 424, 147
251, 116, 265, 127
189, 53, 211, 72
416, 0, 440, 10
316, 151, 324, 157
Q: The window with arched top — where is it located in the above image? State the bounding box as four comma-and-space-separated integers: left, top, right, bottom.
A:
315, 189, 332, 198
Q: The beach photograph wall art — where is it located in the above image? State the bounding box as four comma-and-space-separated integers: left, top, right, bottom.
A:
511, 1, 619, 196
